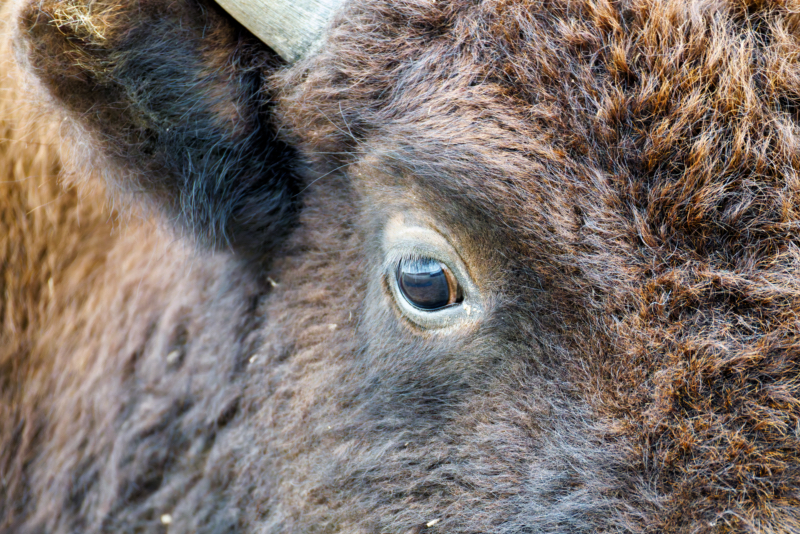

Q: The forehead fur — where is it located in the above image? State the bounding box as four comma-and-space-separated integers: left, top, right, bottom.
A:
278, 0, 800, 529
279, 0, 800, 284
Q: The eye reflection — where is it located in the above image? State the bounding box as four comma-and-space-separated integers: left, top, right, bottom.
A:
396, 258, 461, 310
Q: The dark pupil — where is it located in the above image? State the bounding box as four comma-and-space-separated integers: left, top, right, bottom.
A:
397, 258, 451, 310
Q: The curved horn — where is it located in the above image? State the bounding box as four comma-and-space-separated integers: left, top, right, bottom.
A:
214, 0, 345, 63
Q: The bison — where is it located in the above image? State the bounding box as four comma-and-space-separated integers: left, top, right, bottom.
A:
2, 0, 799, 531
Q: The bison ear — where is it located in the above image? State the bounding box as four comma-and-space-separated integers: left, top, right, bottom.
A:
16, 0, 300, 255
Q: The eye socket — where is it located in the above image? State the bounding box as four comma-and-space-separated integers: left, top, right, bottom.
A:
396, 257, 462, 311
382, 217, 484, 330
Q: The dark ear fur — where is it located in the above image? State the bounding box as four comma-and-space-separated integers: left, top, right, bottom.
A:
18, 0, 300, 255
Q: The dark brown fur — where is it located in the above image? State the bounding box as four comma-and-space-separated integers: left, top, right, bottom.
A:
2, 0, 800, 532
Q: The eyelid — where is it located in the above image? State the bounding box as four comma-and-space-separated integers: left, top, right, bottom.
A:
383, 238, 453, 267
382, 219, 485, 330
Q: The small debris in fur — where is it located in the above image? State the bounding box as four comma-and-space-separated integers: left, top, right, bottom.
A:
165, 351, 180, 365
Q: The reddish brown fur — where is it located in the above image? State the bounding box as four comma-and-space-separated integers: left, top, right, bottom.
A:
2, 0, 800, 532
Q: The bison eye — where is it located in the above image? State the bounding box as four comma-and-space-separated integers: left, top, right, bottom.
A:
382, 215, 484, 330
397, 258, 462, 310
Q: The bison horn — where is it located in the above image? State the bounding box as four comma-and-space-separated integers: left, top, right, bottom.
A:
213, 0, 345, 62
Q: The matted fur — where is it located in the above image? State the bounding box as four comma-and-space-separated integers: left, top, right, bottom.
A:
2, 0, 800, 532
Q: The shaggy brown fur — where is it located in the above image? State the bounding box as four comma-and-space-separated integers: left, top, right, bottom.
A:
2, 0, 800, 532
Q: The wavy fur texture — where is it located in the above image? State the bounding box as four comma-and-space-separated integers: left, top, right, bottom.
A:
2, 0, 800, 532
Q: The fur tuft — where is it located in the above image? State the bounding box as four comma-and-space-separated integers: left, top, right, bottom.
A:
18, 0, 301, 254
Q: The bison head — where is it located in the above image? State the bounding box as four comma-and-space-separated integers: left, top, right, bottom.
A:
2, 0, 799, 532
